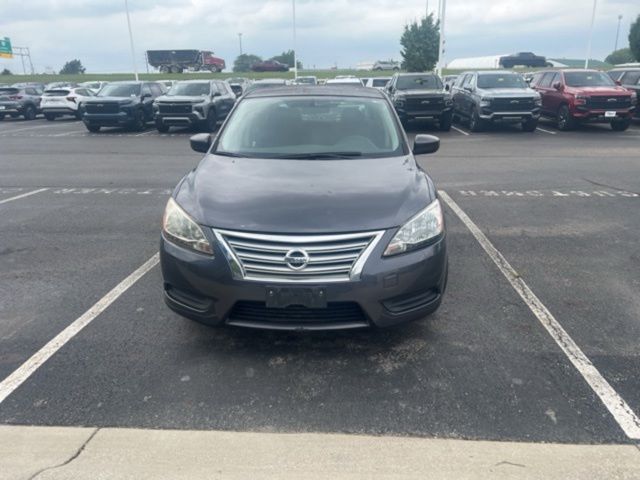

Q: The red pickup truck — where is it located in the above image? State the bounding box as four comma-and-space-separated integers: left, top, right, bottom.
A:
531, 69, 636, 131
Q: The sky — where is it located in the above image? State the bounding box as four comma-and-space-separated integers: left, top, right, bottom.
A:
0, 0, 638, 74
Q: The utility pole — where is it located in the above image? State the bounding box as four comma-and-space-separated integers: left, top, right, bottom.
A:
585, 0, 597, 69
614, 14, 623, 51
124, 0, 139, 81
238, 33, 243, 56
292, 0, 298, 79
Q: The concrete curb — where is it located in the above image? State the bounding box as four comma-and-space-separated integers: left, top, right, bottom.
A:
1, 425, 639, 480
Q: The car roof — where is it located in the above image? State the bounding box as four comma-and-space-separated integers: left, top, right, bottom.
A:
244, 86, 385, 99
174, 79, 213, 83
609, 67, 640, 71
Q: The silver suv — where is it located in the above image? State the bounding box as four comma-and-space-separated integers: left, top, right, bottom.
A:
373, 60, 400, 71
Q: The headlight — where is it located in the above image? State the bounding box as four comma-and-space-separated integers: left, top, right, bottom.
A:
480, 97, 492, 107
444, 96, 453, 106
384, 199, 444, 256
575, 94, 588, 105
162, 198, 213, 255
534, 96, 542, 106
630, 92, 637, 106
394, 96, 405, 106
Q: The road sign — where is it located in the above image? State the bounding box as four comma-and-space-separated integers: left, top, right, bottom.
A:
0, 37, 13, 59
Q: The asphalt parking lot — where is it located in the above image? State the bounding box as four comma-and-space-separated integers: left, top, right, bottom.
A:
1, 116, 639, 450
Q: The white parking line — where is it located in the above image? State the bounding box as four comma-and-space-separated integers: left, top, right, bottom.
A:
0, 253, 160, 405
536, 127, 557, 135
0, 188, 49, 205
134, 129, 157, 137
439, 190, 640, 440
51, 129, 87, 137
451, 126, 470, 136
0, 122, 76, 134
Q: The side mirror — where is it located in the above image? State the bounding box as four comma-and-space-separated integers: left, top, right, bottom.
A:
464, 86, 473, 92
413, 134, 440, 155
553, 81, 564, 91
212, 91, 221, 97
142, 93, 152, 99
615, 79, 622, 86
445, 84, 450, 92
190, 133, 212, 154
525, 77, 532, 84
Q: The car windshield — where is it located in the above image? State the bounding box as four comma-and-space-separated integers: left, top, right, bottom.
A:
215, 96, 405, 158
168, 82, 210, 96
564, 72, 615, 87
243, 83, 285, 94
43, 90, 70, 96
98, 83, 140, 97
296, 77, 317, 84
477, 74, 526, 88
396, 75, 442, 90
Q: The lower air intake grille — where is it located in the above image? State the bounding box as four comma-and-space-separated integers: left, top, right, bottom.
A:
228, 301, 368, 327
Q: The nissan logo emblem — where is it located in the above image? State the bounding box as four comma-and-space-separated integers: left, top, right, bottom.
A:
284, 249, 310, 271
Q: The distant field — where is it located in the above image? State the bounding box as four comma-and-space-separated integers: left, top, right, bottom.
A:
0, 69, 406, 84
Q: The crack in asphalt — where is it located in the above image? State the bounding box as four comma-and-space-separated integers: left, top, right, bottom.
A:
582, 178, 640, 196
28, 427, 100, 480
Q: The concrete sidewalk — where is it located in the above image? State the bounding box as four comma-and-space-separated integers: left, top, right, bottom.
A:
1, 425, 639, 480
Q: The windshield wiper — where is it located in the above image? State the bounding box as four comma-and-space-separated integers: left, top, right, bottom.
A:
275, 152, 364, 159
214, 151, 248, 158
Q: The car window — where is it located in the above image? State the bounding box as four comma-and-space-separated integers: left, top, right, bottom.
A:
215, 81, 230, 95
149, 83, 163, 96
168, 82, 210, 96
25, 88, 38, 95
461, 74, 473, 89
372, 79, 389, 87
621, 71, 640, 85
564, 71, 615, 87
43, 90, 70, 96
98, 83, 141, 97
536, 72, 552, 88
216, 96, 406, 158
608, 71, 624, 81
454, 74, 467, 88
395, 75, 442, 90
141, 84, 152, 97
477, 74, 526, 89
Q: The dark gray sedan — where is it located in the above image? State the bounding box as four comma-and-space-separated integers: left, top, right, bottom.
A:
160, 87, 448, 330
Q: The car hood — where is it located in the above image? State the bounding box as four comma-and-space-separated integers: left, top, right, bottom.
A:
564, 86, 632, 96
476, 88, 537, 97
157, 95, 207, 103
397, 89, 445, 96
175, 154, 435, 233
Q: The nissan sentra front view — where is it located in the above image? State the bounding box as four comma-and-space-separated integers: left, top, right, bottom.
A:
160, 86, 448, 330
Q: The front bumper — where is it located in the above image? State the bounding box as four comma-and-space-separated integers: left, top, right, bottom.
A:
160, 229, 448, 330
396, 106, 452, 120
0, 102, 23, 115
155, 110, 204, 126
83, 111, 133, 127
42, 106, 77, 115
571, 107, 635, 123
479, 108, 540, 121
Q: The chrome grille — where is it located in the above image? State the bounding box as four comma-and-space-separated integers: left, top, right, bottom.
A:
214, 229, 384, 283
158, 103, 193, 114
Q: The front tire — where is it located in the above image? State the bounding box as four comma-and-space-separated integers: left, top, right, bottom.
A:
611, 119, 631, 131
204, 109, 217, 132
557, 105, 574, 131
44, 113, 57, 121
85, 124, 100, 133
469, 108, 484, 132
522, 118, 538, 132
439, 112, 452, 131
156, 120, 170, 133
131, 109, 146, 131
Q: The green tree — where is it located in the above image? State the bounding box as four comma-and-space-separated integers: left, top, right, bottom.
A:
270, 50, 302, 69
59, 59, 85, 75
1, 68, 11, 75
400, 13, 439, 72
233, 54, 262, 72
630, 14, 640, 61
605, 48, 634, 65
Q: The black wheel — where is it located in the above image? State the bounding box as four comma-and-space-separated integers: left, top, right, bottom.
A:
557, 105, 574, 131
156, 121, 170, 133
522, 118, 538, 132
452, 112, 461, 124
131, 109, 146, 131
611, 119, 631, 131
44, 113, 56, 121
469, 108, 484, 132
439, 112, 452, 131
159, 65, 169, 74
204, 109, 217, 132
170, 65, 179, 74
85, 124, 100, 133
23, 105, 36, 121
75, 109, 83, 120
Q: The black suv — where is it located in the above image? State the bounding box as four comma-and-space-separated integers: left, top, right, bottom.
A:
0, 86, 42, 120
82, 81, 165, 132
153, 80, 236, 133
386, 73, 452, 130
608, 68, 640, 119
452, 71, 541, 132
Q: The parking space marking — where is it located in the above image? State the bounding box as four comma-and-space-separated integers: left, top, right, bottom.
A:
51, 129, 87, 137
0, 188, 49, 206
0, 123, 76, 134
0, 253, 159, 405
451, 126, 470, 136
134, 129, 158, 137
439, 190, 640, 440
536, 127, 557, 135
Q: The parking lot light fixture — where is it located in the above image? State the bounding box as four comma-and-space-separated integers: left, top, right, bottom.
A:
585, 0, 597, 69
124, 0, 139, 81
292, 0, 297, 79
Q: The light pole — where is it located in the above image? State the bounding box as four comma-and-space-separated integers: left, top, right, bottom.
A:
292, 0, 297, 79
124, 0, 139, 81
614, 14, 623, 51
238, 33, 243, 56
437, 0, 447, 76
585, 0, 597, 69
